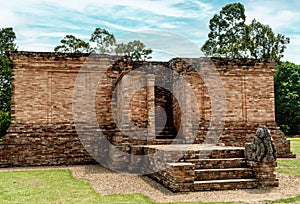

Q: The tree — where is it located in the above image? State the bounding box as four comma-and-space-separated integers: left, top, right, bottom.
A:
201, 3, 246, 58
0, 27, 17, 138
90, 28, 116, 54
274, 62, 300, 135
0, 56, 12, 111
54, 28, 152, 61
0, 28, 17, 55
201, 3, 290, 61
54, 35, 91, 53
0, 111, 10, 137
115, 40, 152, 61
247, 19, 290, 61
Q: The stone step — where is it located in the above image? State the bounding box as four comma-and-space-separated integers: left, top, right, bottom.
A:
156, 135, 176, 138
155, 126, 176, 129
185, 158, 246, 169
209, 148, 245, 159
156, 136, 176, 140
148, 139, 186, 145
195, 168, 254, 181
193, 178, 258, 191
175, 147, 245, 160
155, 131, 175, 135
155, 131, 176, 134
155, 132, 176, 135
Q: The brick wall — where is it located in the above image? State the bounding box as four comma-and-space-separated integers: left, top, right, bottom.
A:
169, 58, 293, 157
0, 52, 294, 167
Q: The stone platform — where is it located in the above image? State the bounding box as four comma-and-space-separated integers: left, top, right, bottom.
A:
133, 144, 278, 192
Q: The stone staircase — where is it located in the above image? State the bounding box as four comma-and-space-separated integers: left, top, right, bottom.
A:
187, 151, 258, 191
155, 126, 177, 140
145, 145, 261, 192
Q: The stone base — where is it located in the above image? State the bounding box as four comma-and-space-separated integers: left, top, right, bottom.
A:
0, 123, 96, 167
145, 144, 278, 192
246, 161, 279, 187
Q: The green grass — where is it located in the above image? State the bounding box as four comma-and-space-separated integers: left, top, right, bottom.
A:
277, 137, 300, 176
0, 169, 243, 204
272, 138, 300, 203
287, 137, 300, 155
263, 195, 300, 204
0, 170, 153, 204
276, 159, 300, 176
158, 202, 234, 204
0, 170, 233, 204
0, 138, 299, 204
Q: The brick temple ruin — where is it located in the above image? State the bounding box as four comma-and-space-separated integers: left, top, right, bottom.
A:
0, 51, 295, 191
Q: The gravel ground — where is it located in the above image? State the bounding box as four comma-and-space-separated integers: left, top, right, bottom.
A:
1, 164, 300, 203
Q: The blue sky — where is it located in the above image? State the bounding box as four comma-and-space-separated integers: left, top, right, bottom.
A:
1, 0, 300, 63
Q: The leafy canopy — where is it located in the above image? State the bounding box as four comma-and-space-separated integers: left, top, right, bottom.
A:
115, 40, 152, 61
0, 27, 17, 137
54, 28, 152, 61
54, 35, 92, 53
275, 62, 300, 135
0, 28, 17, 55
202, 2, 246, 58
90, 28, 116, 54
201, 3, 290, 61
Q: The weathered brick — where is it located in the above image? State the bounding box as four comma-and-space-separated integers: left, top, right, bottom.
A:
0, 52, 294, 168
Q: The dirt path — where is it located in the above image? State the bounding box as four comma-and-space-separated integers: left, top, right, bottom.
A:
1, 164, 300, 203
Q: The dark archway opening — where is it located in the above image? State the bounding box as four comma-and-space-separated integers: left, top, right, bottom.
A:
154, 86, 180, 139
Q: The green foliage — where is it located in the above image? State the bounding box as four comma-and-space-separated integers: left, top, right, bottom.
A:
0, 28, 17, 55
54, 35, 92, 53
54, 28, 152, 61
247, 19, 290, 61
201, 3, 246, 58
0, 55, 12, 111
0, 27, 16, 138
201, 3, 290, 61
90, 28, 116, 54
275, 62, 300, 135
0, 110, 10, 138
116, 40, 152, 61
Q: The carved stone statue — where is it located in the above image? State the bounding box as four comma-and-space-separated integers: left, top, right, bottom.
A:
245, 126, 277, 162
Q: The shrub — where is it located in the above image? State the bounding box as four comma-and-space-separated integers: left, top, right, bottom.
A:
0, 110, 10, 138
275, 62, 300, 135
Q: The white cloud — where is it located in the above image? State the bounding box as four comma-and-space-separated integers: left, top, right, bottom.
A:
0, 9, 27, 27
243, 1, 300, 64
40, 32, 90, 39
117, 29, 202, 59
100, 21, 140, 32
281, 35, 300, 64
2, 0, 299, 64
44, 0, 212, 18
245, 2, 300, 30
18, 43, 53, 52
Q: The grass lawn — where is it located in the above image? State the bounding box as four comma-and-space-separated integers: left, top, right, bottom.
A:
276, 138, 300, 177
270, 138, 300, 203
0, 170, 233, 204
288, 137, 300, 155
0, 170, 152, 204
0, 138, 299, 204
